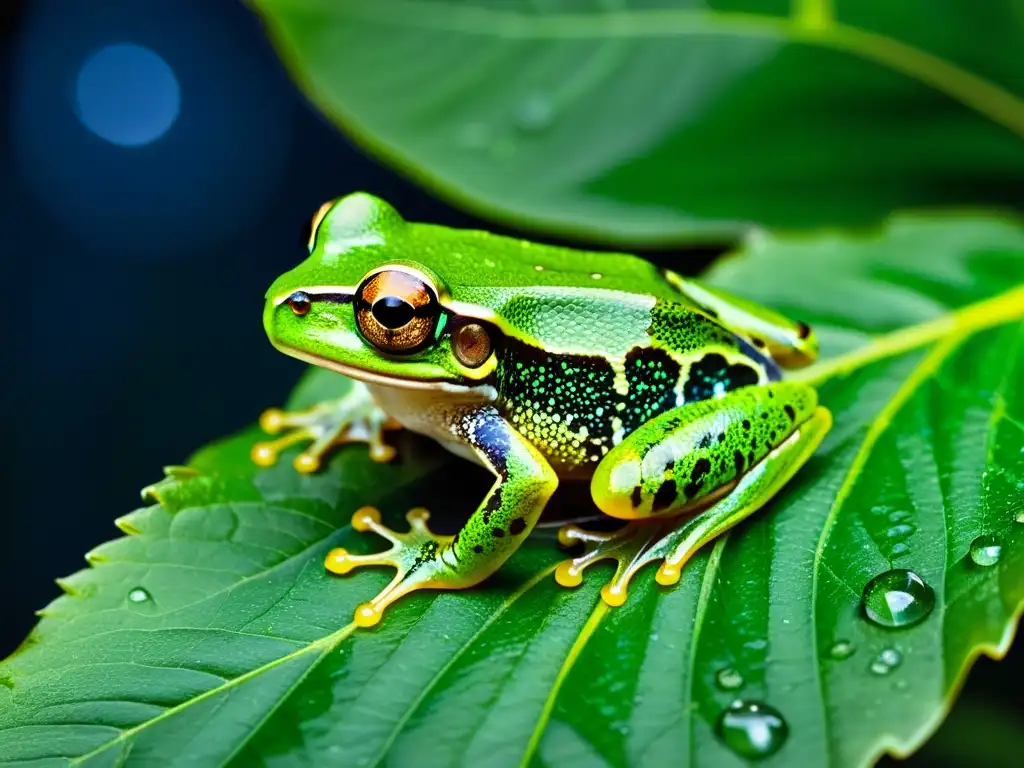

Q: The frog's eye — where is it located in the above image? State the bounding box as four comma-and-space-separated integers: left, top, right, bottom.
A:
355, 270, 440, 354
285, 291, 311, 316
452, 322, 492, 368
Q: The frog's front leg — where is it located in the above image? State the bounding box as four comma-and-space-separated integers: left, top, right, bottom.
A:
251, 379, 401, 472
325, 406, 558, 627
557, 383, 831, 605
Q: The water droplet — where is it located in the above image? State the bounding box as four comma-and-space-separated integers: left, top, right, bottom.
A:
1016, 510, 1024, 524
127, 587, 152, 603
515, 94, 554, 132
457, 121, 491, 149
591, 272, 603, 280
744, 638, 767, 651
716, 700, 788, 759
969, 535, 1002, 566
534, 265, 545, 271
716, 668, 744, 690
862, 569, 934, 628
829, 640, 856, 660
890, 542, 910, 556
869, 648, 902, 675
886, 523, 914, 539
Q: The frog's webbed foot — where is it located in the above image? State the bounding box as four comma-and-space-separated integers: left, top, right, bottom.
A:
555, 518, 687, 607
251, 383, 401, 473
558, 406, 833, 607
325, 506, 456, 628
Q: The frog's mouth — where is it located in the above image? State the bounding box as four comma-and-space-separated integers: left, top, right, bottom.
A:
274, 344, 497, 400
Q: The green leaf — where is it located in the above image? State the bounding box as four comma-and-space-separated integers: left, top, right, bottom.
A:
2, 214, 1023, 766
246, 0, 1024, 244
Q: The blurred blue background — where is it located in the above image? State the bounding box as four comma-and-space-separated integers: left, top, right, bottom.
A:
0, 0, 493, 654
0, 2, 1020, 763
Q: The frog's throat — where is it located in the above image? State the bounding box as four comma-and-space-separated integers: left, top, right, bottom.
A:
274, 344, 498, 399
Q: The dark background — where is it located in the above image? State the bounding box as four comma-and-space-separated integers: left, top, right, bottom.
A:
1, 0, 1020, 763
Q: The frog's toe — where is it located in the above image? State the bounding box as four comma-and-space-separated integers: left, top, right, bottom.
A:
251, 429, 311, 468
251, 393, 401, 472
555, 520, 674, 607
324, 505, 457, 628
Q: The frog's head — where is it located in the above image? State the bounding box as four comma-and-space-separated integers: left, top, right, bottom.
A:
264, 193, 499, 396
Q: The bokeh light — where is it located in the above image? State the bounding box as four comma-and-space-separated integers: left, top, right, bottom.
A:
9, 0, 293, 258
75, 43, 180, 147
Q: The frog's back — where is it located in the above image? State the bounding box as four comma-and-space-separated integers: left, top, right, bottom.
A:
412, 224, 677, 300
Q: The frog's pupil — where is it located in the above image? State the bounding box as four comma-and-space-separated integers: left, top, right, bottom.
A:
373, 296, 415, 329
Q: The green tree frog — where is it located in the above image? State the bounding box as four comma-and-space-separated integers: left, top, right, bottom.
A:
255, 194, 831, 628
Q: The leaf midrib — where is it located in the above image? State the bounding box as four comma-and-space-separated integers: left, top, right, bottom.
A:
280, 0, 1024, 138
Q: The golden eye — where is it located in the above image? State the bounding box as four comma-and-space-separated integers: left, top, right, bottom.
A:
452, 323, 492, 368
307, 200, 334, 252
355, 270, 439, 354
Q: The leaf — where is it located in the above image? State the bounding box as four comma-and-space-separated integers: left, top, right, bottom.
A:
245, 0, 1024, 244
2, 214, 1023, 767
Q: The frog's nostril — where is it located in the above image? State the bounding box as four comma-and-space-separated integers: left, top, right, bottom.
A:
372, 296, 415, 329
286, 291, 311, 316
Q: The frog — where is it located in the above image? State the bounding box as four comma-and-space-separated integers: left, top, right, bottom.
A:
254, 193, 832, 628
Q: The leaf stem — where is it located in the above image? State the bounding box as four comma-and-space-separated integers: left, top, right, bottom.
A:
792, 0, 833, 31
793, 283, 1024, 385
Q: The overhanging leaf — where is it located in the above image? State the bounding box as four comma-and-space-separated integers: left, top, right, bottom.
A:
2, 214, 1023, 766
246, 0, 1024, 243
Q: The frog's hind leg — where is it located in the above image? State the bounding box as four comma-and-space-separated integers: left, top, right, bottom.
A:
557, 384, 831, 606
251, 379, 401, 473
661, 270, 818, 369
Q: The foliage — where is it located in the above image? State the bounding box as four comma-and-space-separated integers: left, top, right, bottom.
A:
2, 216, 1022, 766
248, 0, 1024, 244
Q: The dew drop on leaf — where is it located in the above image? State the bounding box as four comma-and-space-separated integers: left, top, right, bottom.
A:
829, 640, 856, 660
861, 569, 934, 628
515, 94, 555, 132
869, 648, 902, 676
716, 668, 744, 690
127, 587, 152, 603
969, 535, 1002, 566
716, 700, 789, 759
456, 122, 491, 150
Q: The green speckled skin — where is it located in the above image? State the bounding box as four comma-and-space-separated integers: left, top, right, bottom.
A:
260, 193, 830, 623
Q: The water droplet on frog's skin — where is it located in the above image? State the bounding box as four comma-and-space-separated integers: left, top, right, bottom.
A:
969, 535, 1002, 566
716, 700, 788, 760
515, 94, 555, 132
716, 668, 744, 691
830, 640, 856, 660
1016, 510, 1024, 524
127, 587, 152, 603
869, 648, 902, 675
862, 569, 935, 628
